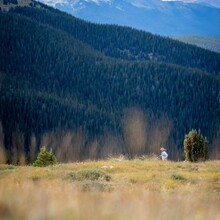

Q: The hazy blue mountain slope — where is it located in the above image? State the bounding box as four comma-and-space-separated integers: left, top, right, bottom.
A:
173, 35, 220, 53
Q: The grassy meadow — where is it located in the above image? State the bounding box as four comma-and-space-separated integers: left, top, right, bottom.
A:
0, 158, 220, 220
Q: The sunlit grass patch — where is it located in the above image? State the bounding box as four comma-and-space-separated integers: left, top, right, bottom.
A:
208, 174, 220, 193
163, 179, 179, 189
0, 165, 17, 178
145, 182, 161, 191
183, 164, 199, 172
27, 167, 58, 181
0, 164, 16, 170
128, 172, 153, 184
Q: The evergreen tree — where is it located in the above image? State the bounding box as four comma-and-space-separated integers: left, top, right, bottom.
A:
33, 147, 57, 167
184, 129, 208, 162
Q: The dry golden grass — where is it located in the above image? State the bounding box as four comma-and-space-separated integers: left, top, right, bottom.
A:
0, 159, 220, 220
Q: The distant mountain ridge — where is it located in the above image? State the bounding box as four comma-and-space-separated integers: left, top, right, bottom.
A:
163, 0, 220, 9
37, 0, 220, 36
38, 0, 220, 10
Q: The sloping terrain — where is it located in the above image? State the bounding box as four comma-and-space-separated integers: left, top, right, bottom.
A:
9, 4, 220, 74
173, 35, 220, 53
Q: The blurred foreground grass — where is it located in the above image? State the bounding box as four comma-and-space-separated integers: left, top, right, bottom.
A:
0, 158, 220, 220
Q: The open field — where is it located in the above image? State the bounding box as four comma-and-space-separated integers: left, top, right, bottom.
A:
0, 158, 220, 220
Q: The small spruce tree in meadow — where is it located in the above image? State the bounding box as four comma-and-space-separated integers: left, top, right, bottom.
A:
33, 147, 57, 167
184, 129, 208, 162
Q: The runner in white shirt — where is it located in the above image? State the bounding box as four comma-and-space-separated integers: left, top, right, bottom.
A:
160, 147, 168, 160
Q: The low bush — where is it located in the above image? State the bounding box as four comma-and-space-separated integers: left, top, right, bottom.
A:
171, 173, 185, 181
66, 169, 111, 182
81, 180, 113, 192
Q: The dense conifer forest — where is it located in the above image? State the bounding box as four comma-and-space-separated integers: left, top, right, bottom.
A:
0, 0, 219, 162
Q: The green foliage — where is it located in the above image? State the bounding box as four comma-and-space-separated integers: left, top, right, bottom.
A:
171, 173, 185, 181
184, 130, 208, 162
66, 169, 111, 182
33, 147, 57, 167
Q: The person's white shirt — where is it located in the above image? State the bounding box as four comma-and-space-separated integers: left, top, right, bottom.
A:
161, 151, 168, 160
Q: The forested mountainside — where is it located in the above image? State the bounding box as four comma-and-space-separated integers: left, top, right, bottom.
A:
9, 5, 220, 75
0, 0, 220, 162
173, 35, 220, 54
